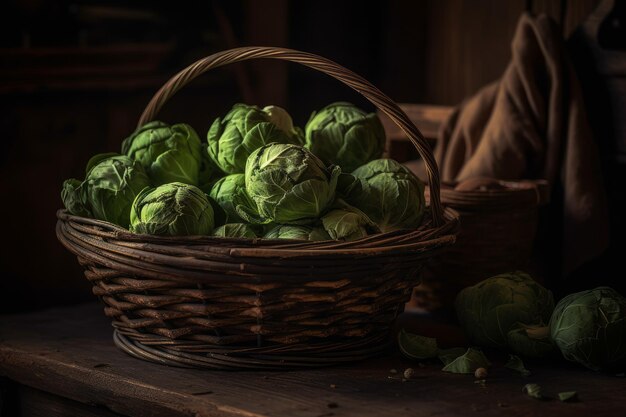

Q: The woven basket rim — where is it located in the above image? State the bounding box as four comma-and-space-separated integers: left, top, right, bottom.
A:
57, 206, 458, 285
57, 208, 459, 256
426, 179, 549, 209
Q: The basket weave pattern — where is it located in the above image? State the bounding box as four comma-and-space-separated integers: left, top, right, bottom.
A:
57, 47, 459, 370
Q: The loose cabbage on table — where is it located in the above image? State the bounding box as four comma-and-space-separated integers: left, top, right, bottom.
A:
130, 182, 214, 236
305, 102, 385, 172
455, 271, 555, 358
550, 287, 626, 371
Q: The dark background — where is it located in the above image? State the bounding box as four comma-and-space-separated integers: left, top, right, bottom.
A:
0, 0, 621, 313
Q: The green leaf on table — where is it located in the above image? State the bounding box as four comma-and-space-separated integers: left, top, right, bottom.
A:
398, 329, 439, 360
441, 348, 490, 374
438, 347, 467, 365
558, 391, 578, 402
522, 383, 543, 400
505, 354, 531, 376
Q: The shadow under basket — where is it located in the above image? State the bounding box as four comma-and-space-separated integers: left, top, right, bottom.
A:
410, 179, 548, 313
56, 46, 459, 370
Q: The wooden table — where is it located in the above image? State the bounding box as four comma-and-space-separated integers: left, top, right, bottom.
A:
1, 304, 624, 417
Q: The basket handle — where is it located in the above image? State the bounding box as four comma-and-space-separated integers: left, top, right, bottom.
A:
138, 46, 444, 226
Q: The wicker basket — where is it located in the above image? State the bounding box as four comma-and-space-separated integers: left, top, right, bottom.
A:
56, 47, 459, 370
411, 179, 548, 312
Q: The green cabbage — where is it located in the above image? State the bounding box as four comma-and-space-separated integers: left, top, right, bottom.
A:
455, 271, 555, 357
305, 102, 385, 172
550, 287, 626, 371
61, 178, 92, 217
207, 104, 302, 174
209, 174, 256, 223
122, 121, 203, 186
130, 182, 214, 236
321, 205, 379, 241
240, 143, 340, 225
349, 159, 426, 232
83, 153, 151, 228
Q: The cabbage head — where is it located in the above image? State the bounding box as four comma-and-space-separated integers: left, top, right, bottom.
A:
213, 223, 258, 238
264, 225, 330, 241
455, 271, 555, 357
240, 143, 340, 225
350, 159, 425, 232
61, 178, 92, 217
207, 104, 302, 174
208, 174, 256, 223
305, 102, 385, 172
130, 182, 214, 236
83, 153, 151, 228
122, 121, 202, 186
550, 287, 626, 371
321, 206, 379, 241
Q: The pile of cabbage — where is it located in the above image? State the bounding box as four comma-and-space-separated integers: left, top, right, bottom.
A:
455, 272, 626, 371
61, 102, 427, 241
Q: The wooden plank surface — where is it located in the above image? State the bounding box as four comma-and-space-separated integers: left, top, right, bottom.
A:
1, 303, 625, 417
14, 385, 124, 417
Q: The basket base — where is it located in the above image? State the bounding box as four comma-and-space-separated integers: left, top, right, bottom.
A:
113, 330, 392, 371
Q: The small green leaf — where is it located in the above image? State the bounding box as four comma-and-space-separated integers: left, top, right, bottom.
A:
441, 348, 490, 374
398, 330, 439, 360
437, 347, 467, 365
558, 391, 578, 402
522, 383, 543, 400
505, 354, 531, 376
